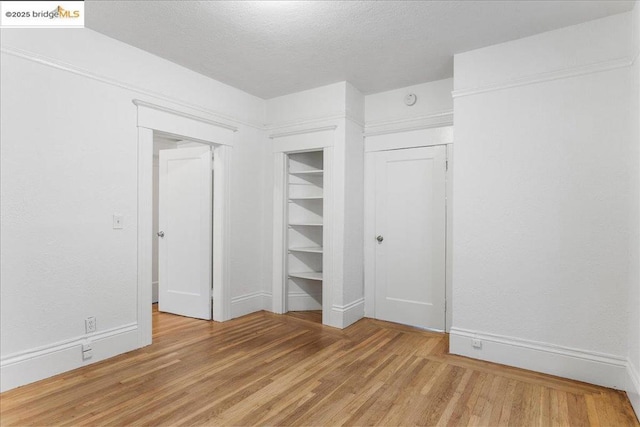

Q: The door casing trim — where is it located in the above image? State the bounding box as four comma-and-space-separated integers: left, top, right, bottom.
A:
364, 126, 453, 332
135, 100, 234, 347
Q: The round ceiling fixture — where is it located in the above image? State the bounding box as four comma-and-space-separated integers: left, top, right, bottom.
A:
404, 93, 417, 106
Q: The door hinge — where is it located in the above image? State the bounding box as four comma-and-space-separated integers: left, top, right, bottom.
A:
446, 160, 449, 171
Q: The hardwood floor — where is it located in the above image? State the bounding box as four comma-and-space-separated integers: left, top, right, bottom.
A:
1, 307, 638, 426
286, 310, 323, 324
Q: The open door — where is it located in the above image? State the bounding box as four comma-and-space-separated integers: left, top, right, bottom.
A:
158, 145, 212, 320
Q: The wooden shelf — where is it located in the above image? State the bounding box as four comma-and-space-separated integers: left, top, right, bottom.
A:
289, 271, 323, 281
289, 246, 323, 254
289, 222, 323, 227
289, 169, 323, 176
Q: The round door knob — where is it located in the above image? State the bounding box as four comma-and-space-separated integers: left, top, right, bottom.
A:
376, 235, 384, 243
157, 231, 165, 238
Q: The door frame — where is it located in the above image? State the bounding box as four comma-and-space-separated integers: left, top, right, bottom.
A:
363, 126, 453, 332
270, 126, 336, 326
133, 99, 236, 347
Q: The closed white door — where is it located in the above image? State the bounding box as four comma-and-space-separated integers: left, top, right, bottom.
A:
374, 145, 446, 330
158, 146, 212, 320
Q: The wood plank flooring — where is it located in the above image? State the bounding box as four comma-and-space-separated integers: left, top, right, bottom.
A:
1, 307, 638, 426
286, 310, 323, 324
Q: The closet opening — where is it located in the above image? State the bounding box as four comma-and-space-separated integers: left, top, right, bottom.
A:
285, 150, 325, 323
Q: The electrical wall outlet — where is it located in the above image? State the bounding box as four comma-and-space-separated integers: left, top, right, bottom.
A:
82, 341, 93, 360
472, 339, 482, 349
85, 317, 96, 333
113, 214, 123, 229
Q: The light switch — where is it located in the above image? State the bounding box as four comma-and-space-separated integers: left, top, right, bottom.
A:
113, 214, 123, 229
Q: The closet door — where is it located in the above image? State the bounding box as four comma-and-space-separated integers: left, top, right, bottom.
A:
373, 145, 446, 330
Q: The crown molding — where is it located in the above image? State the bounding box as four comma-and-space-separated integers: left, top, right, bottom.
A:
452, 55, 635, 99
364, 110, 453, 137
1, 44, 263, 130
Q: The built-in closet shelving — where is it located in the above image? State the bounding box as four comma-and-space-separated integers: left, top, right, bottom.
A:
287, 151, 324, 312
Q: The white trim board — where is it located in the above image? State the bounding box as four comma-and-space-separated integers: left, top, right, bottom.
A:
288, 292, 323, 311
136, 101, 234, 352
133, 100, 238, 133
0, 45, 261, 130
332, 298, 365, 329
271, 127, 336, 153
134, 100, 236, 146
449, 327, 628, 390
364, 111, 453, 136
0, 324, 138, 392
364, 126, 453, 153
452, 55, 635, 99
230, 291, 271, 319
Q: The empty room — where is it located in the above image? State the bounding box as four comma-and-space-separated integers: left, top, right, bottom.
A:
1, 0, 639, 425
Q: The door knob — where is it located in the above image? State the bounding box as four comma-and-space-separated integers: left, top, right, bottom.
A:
157, 231, 165, 238
376, 235, 384, 243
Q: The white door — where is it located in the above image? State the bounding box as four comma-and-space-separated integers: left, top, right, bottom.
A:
374, 145, 447, 330
158, 146, 212, 320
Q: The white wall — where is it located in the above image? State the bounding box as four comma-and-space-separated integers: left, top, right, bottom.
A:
450, 12, 636, 390
1, 29, 263, 126
266, 82, 348, 126
364, 78, 453, 132
627, 1, 640, 416
0, 28, 268, 391
229, 124, 272, 304
342, 83, 365, 311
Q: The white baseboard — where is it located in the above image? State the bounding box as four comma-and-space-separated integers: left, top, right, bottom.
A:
332, 298, 365, 328
231, 291, 364, 330
230, 291, 271, 319
261, 292, 272, 312
288, 292, 322, 311
627, 359, 640, 419
0, 323, 138, 392
449, 327, 627, 390
152, 281, 159, 303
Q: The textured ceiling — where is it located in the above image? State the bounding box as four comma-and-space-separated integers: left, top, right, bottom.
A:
85, 1, 635, 99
